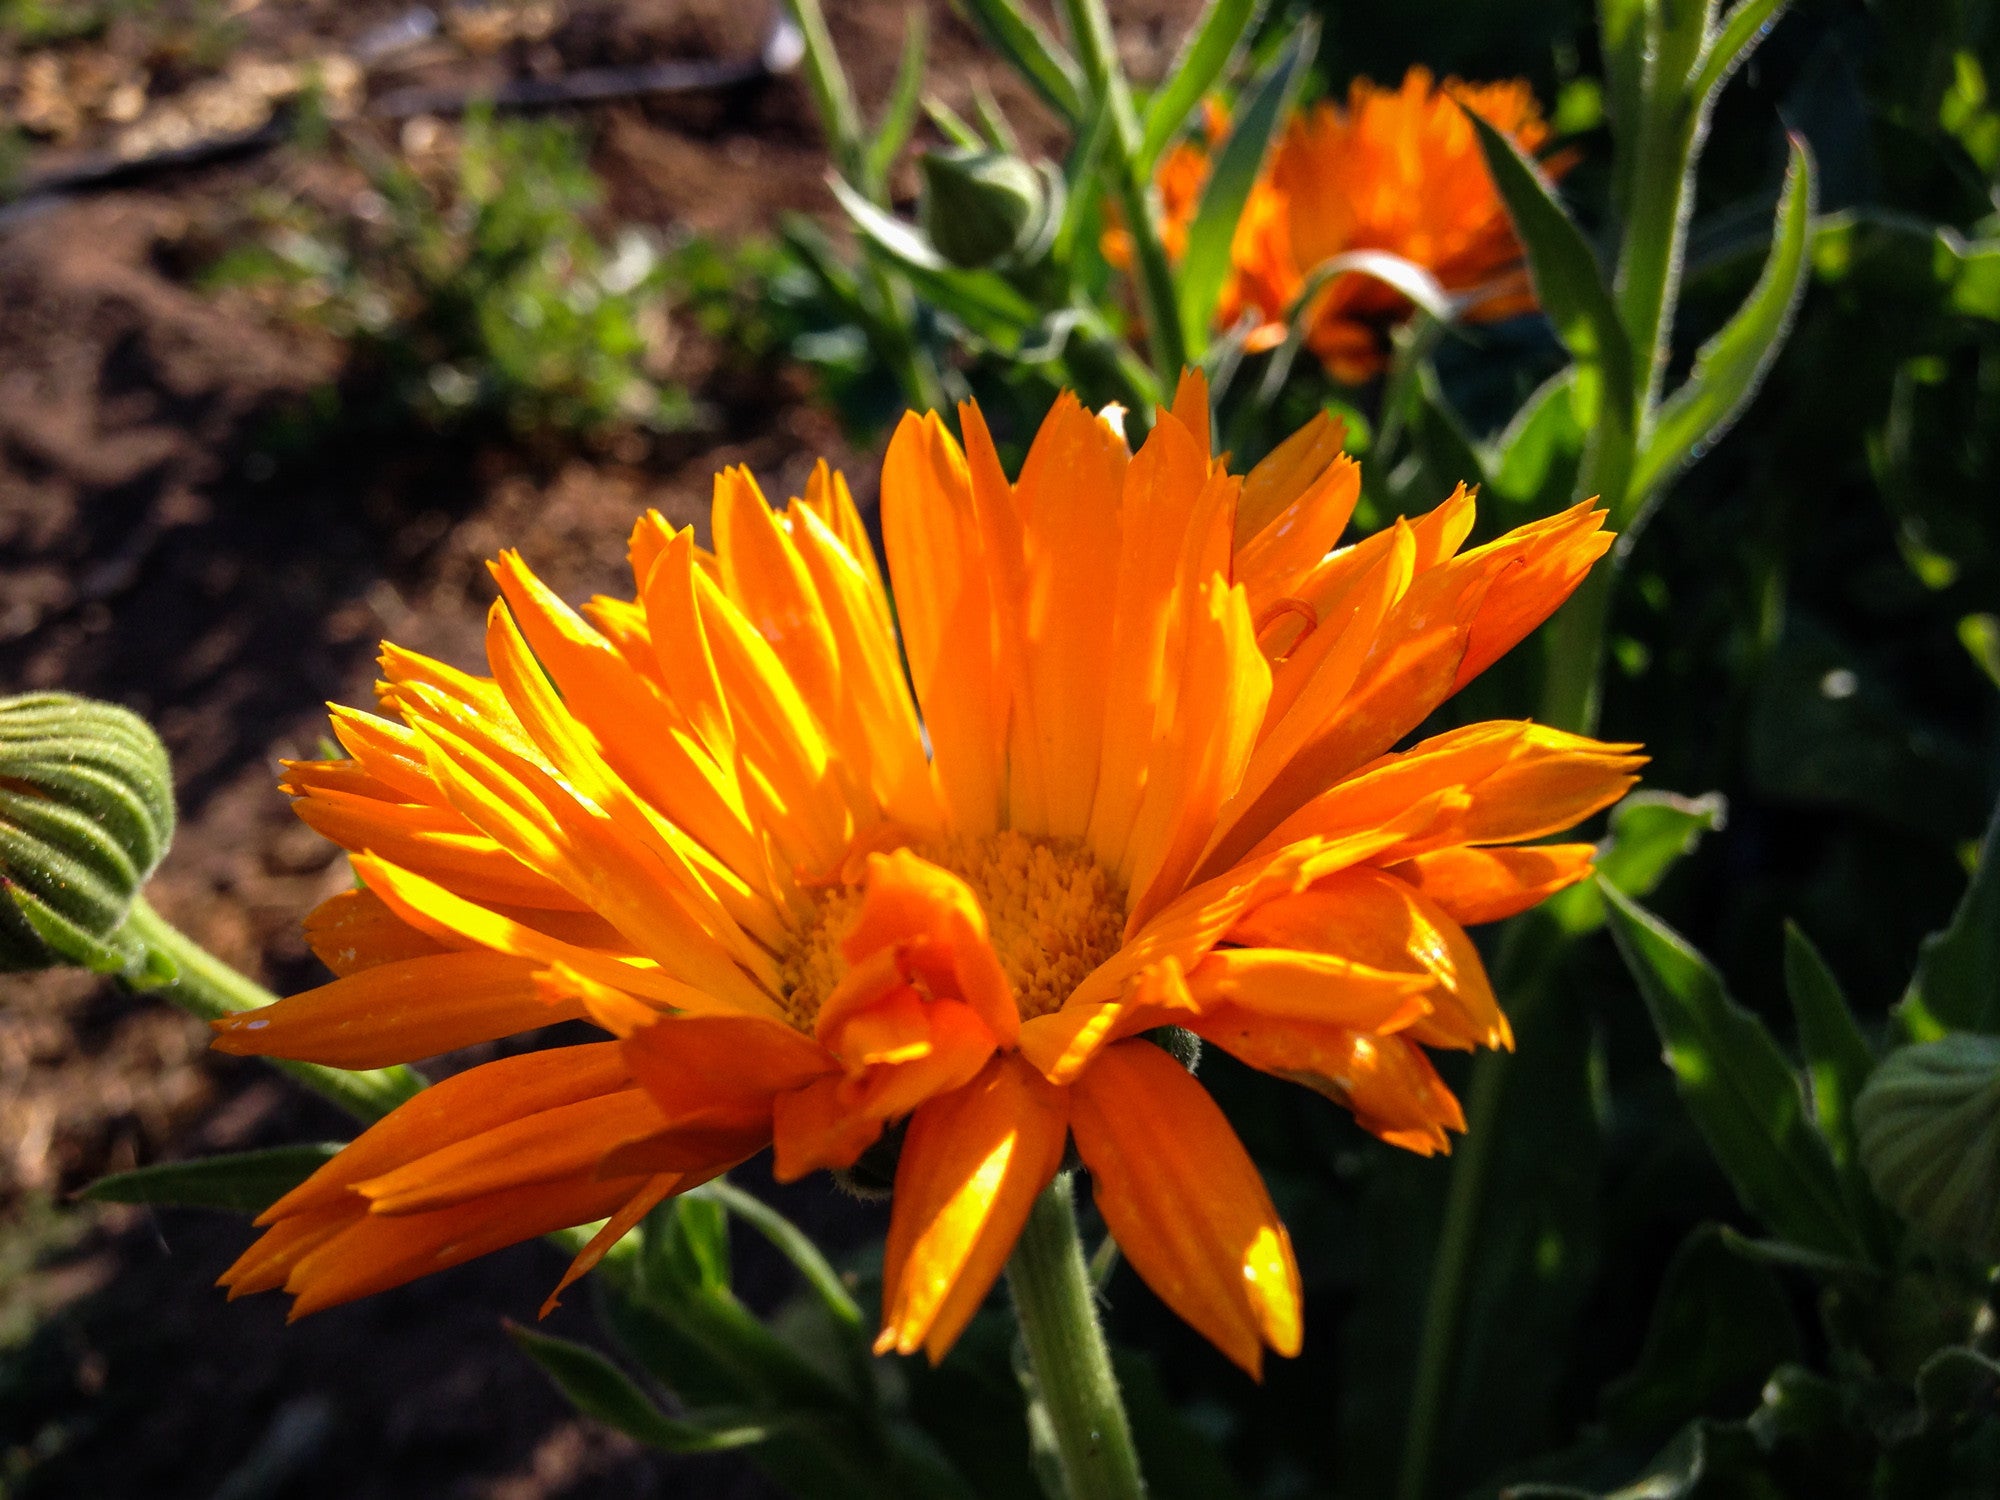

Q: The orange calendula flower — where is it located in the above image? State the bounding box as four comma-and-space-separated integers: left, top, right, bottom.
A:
1228, 67, 1565, 381
215, 374, 1637, 1376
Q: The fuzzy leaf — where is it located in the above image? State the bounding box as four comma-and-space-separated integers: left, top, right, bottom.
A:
1635, 135, 1816, 500
509, 1322, 777, 1453
82, 1144, 343, 1215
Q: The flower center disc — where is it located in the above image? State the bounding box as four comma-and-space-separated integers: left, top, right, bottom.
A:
782, 831, 1127, 1030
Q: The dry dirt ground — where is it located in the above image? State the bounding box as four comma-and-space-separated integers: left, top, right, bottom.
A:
0, 2, 1200, 1495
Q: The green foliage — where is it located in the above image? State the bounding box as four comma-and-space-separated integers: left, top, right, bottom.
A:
81, 1145, 342, 1215
209, 112, 697, 441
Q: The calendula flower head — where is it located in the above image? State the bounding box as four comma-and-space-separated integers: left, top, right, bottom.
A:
215, 374, 1638, 1376
1230, 67, 1563, 381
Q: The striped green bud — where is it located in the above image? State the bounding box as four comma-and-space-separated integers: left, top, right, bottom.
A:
0, 692, 175, 974
1855, 1034, 2000, 1260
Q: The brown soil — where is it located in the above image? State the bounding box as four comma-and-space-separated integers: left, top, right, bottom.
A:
0, 2, 1198, 1494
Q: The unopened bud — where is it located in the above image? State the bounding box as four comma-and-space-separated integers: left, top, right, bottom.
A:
918, 148, 1058, 270
0, 692, 175, 972
1855, 1034, 2000, 1260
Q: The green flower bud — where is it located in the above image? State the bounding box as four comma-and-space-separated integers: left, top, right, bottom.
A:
0, 692, 175, 973
918, 148, 1059, 270
1855, 1034, 2000, 1260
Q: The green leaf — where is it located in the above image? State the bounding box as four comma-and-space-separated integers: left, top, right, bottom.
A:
1175, 20, 1315, 358
81, 1144, 342, 1215
1781, 925, 1891, 1263
862, 9, 927, 198
1601, 1226, 1800, 1444
1544, 790, 1728, 936
692, 1180, 863, 1331
1486, 367, 1584, 515
1136, 0, 1265, 168
1601, 881, 1861, 1259
777, 0, 866, 184
1960, 613, 2000, 690
1054, 91, 1114, 266
1508, 1419, 1766, 1500
508, 1323, 777, 1453
1689, 0, 1792, 114
1915, 1345, 2000, 1428
1635, 136, 1816, 501
1898, 794, 2000, 1038
640, 1192, 732, 1299
953, 0, 1085, 126
1714, 1226, 1884, 1284
1465, 108, 1637, 474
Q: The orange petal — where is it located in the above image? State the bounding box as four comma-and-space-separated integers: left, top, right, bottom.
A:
303, 887, 450, 976
624, 1011, 836, 1113
1191, 1009, 1465, 1154
881, 411, 1006, 836
283, 1173, 644, 1318
836, 848, 1019, 1046
771, 1074, 884, 1181
1182, 947, 1432, 1032
877, 1055, 1069, 1361
256, 1042, 631, 1225
541, 1173, 684, 1316
352, 1088, 667, 1215
1383, 843, 1596, 925
1020, 957, 1201, 1085
1231, 868, 1509, 1050
211, 951, 570, 1069
1071, 1040, 1300, 1377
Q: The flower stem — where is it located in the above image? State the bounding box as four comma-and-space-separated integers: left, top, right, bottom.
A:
1007, 1172, 1147, 1500
120, 895, 425, 1124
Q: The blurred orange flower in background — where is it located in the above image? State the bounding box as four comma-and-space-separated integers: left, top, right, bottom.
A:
212, 373, 1634, 1375
1130, 67, 1566, 383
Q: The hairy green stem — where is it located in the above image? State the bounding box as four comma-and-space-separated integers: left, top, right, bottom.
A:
1008, 1173, 1147, 1500
121, 895, 424, 1123
1395, 1050, 1509, 1500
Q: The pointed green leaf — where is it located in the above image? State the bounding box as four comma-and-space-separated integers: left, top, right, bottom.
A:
1487, 366, 1582, 512
692, 1180, 863, 1331
1602, 881, 1861, 1259
1634, 136, 1816, 501
508, 1323, 777, 1453
1899, 795, 2000, 1038
1714, 1226, 1884, 1284
777, 0, 866, 184
1175, 20, 1315, 357
81, 1144, 343, 1215
1136, 0, 1265, 168
862, 9, 928, 198
953, 0, 1085, 126
1689, 0, 1791, 112
1465, 109, 1636, 465
1543, 790, 1728, 936
1782, 924, 1876, 1169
